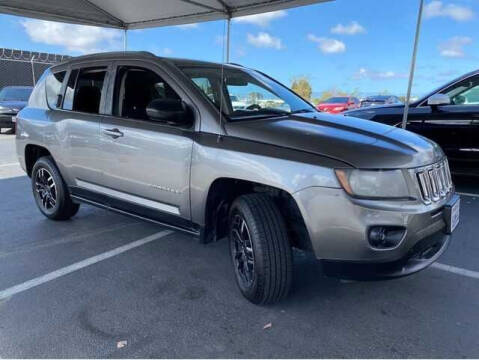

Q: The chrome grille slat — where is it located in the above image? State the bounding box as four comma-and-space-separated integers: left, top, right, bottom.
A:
416, 159, 452, 204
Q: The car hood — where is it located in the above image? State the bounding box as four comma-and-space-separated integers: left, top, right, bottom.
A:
344, 103, 405, 115
225, 112, 444, 169
318, 103, 347, 108
0, 100, 27, 112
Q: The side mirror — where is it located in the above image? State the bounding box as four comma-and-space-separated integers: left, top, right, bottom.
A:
146, 98, 192, 126
427, 93, 450, 106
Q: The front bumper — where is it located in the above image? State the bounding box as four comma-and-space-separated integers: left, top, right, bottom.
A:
0, 114, 15, 128
321, 230, 449, 280
293, 186, 455, 274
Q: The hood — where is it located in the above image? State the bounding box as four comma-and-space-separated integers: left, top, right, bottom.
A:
0, 100, 27, 113
225, 112, 444, 169
344, 103, 405, 116
318, 103, 347, 108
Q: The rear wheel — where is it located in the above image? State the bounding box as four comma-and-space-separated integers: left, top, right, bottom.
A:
229, 194, 292, 304
31, 156, 80, 220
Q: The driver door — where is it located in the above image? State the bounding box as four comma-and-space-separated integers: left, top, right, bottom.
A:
417, 74, 479, 174
98, 61, 195, 222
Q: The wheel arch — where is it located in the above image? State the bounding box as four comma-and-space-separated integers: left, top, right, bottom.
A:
201, 177, 312, 251
25, 144, 52, 177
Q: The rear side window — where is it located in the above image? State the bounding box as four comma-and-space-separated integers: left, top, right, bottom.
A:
64, 67, 107, 114
45, 71, 66, 109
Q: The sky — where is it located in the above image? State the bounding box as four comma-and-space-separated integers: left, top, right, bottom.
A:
0, 0, 478, 98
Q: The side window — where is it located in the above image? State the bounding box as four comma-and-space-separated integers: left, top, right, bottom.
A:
45, 70, 66, 109
113, 66, 180, 120
64, 67, 106, 114
442, 75, 479, 105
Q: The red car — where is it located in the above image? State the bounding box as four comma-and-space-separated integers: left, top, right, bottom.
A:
317, 96, 360, 114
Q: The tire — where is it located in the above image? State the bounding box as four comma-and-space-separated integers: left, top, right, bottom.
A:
229, 193, 292, 304
31, 156, 80, 220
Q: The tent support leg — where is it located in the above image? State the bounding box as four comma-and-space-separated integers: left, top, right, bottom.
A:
123, 29, 128, 51
226, 18, 231, 63
402, 0, 424, 129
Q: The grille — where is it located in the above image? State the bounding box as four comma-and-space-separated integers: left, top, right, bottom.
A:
416, 159, 453, 203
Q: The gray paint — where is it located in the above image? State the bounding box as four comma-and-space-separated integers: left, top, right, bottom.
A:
15, 52, 455, 264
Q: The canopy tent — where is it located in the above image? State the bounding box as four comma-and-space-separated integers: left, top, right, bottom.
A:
0, 0, 331, 29
0, 0, 424, 128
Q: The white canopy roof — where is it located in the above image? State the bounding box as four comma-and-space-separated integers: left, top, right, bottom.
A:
0, 0, 331, 29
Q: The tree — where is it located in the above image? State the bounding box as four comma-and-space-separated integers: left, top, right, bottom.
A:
291, 77, 312, 101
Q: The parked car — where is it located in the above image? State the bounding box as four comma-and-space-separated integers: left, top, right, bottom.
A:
0, 85, 33, 133
16, 52, 459, 304
317, 96, 359, 114
360, 95, 402, 107
230, 95, 247, 110
345, 70, 479, 177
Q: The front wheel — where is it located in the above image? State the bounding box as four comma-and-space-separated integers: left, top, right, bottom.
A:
31, 156, 80, 220
229, 194, 292, 304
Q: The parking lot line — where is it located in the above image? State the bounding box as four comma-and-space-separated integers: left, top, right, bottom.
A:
0, 162, 19, 167
0, 229, 173, 301
457, 191, 479, 198
432, 262, 479, 280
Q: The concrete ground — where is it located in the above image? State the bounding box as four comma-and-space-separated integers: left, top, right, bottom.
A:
0, 133, 478, 358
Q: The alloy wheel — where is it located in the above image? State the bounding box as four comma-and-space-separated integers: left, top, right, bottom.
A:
231, 213, 255, 287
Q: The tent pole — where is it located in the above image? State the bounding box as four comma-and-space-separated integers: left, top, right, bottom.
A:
226, 18, 231, 63
401, 0, 424, 129
123, 29, 128, 51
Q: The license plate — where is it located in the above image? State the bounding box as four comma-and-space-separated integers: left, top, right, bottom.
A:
444, 195, 460, 234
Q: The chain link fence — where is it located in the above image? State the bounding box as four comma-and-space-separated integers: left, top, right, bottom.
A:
0, 48, 70, 89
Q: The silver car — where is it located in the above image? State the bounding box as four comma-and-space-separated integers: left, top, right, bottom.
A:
15, 52, 460, 304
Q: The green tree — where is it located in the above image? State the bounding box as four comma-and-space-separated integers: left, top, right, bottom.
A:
291, 77, 312, 101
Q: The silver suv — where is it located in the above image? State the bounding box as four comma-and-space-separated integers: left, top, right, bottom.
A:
16, 52, 460, 304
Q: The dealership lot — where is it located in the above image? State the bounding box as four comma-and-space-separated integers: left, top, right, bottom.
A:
0, 134, 478, 358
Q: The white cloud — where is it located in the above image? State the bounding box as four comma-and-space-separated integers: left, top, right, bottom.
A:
176, 23, 199, 29
162, 48, 173, 56
307, 34, 345, 54
247, 32, 283, 50
234, 10, 286, 27
424, 1, 474, 21
331, 21, 366, 35
439, 36, 472, 57
20, 19, 121, 54
353, 68, 408, 80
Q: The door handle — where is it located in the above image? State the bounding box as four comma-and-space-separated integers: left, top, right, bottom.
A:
103, 128, 123, 139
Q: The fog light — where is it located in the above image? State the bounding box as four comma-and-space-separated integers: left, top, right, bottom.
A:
368, 226, 406, 249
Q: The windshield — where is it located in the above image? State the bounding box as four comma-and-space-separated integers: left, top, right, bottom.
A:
0, 87, 32, 102
178, 65, 315, 120
323, 97, 349, 104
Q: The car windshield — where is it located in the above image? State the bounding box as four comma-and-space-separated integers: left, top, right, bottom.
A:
0, 87, 32, 101
178, 65, 315, 120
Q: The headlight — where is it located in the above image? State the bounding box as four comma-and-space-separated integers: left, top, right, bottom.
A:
333, 106, 345, 111
335, 169, 409, 199
0, 105, 7, 111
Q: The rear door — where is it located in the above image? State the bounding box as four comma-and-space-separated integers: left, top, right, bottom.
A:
47, 62, 110, 186
98, 60, 195, 222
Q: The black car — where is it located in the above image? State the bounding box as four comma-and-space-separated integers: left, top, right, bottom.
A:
0, 86, 33, 133
345, 70, 479, 177
360, 95, 402, 107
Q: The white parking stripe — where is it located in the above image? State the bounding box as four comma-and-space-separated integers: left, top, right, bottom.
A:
457, 192, 479, 198
0, 162, 19, 167
431, 262, 479, 280
0, 230, 173, 301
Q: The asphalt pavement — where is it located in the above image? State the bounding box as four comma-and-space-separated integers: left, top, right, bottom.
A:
0, 133, 478, 358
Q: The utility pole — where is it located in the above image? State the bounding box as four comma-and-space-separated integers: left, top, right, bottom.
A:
402, 0, 424, 129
